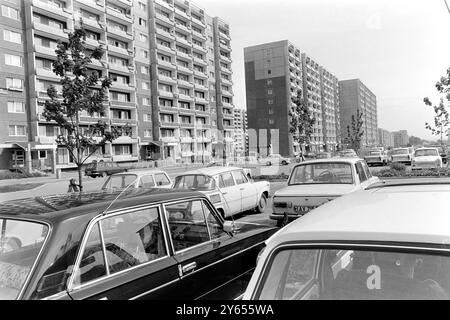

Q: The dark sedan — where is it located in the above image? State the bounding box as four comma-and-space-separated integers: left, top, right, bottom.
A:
0, 189, 276, 300
84, 161, 128, 178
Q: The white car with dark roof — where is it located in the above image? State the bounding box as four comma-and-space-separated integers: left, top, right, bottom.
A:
173, 167, 270, 218
244, 178, 450, 300
271, 158, 379, 227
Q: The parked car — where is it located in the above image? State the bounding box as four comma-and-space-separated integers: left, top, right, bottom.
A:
364, 149, 389, 166
84, 161, 128, 178
390, 147, 415, 165
244, 178, 450, 300
270, 158, 379, 227
173, 167, 270, 218
262, 154, 291, 166
316, 152, 332, 159
101, 170, 172, 191
338, 149, 358, 158
429, 145, 448, 164
0, 189, 277, 300
412, 147, 442, 170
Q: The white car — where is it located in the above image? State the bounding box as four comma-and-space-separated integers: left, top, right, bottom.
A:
391, 147, 415, 165
244, 178, 450, 300
364, 149, 389, 166
338, 149, 358, 158
262, 154, 291, 166
271, 158, 379, 227
412, 148, 442, 170
172, 167, 270, 218
101, 170, 173, 190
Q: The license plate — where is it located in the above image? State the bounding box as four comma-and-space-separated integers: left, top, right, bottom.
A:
294, 206, 317, 213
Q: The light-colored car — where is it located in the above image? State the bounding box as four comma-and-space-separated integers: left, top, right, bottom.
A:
173, 167, 270, 218
262, 154, 291, 166
243, 178, 450, 300
364, 149, 389, 166
391, 147, 415, 165
316, 152, 332, 159
338, 149, 357, 158
101, 170, 173, 190
271, 158, 379, 227
412, 147, 442, 170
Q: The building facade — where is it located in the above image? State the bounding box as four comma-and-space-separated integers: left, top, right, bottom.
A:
0, 0, 234, 171
233, 108, 247, 157
378, 128, 394, 148
244, 40, 340, 157
393, 130, 409, 148
339, 79, 378, 148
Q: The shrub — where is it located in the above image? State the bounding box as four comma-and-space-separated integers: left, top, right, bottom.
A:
0, 170, 47, 180
389, 163, 406, 172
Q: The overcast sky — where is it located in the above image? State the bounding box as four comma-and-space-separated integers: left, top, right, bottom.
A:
193, 0, 450, 141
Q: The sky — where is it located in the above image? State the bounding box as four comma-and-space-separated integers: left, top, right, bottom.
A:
193, 0, 450, 141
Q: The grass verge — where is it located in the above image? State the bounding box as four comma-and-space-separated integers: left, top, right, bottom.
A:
0, 183, 45, 193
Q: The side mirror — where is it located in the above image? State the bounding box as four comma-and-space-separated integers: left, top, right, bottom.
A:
223, 221, 236, 234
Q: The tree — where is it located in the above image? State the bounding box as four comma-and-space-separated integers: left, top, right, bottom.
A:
345, 109, 364, 151
409, 136, 424, 147
43, 23, 127, 191
289, 90, 315, 153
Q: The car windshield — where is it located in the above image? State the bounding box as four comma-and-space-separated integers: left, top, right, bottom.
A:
173, 174, 216, 191
415, 149, 438, 157
102, 174, 138, 190
289, 162, 354, 185
256, 248, 450, 300
392, 149, 408, 155
0, 219, 49, 300
368, 151, 381, 156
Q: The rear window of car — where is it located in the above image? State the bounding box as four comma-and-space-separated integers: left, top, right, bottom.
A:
0, 219, 49, 300
173, 175, 216, 191
154, 173, 171, 186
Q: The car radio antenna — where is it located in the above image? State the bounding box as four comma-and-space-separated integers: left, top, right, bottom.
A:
102, 176, 140, 215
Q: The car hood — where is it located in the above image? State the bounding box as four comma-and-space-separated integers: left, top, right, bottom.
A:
274, 184, 357, 197
414, 156, 439, 162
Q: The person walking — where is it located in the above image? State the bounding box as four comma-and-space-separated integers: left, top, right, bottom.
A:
67, 178, 81, 193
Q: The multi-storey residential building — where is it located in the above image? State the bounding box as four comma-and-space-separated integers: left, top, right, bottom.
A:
378, 128, 394, 148
339, 79, 378, 148
393, 130, 409, 148
244, 40, 340, 157
233, 108, 247, 157
0, 0, 234, 171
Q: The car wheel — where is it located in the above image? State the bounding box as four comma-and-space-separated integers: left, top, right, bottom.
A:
266, 161, 272, 166
276, 220, 284, 228
255, 193, 268, 213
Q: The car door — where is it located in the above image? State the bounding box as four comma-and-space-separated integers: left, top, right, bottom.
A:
231, 170, 257, 211
218, 171, 241, 215
67, 205, 180, 300
355, 161, 371, 189
163, 198, 246, 300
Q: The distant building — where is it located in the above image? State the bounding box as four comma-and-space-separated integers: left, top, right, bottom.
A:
393, 130, 409, 148
378, 128, 394, 148
233, 108, 248, 157
339, 79, 378, 148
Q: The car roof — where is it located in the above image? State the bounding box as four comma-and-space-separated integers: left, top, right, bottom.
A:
294, 157, 362, 166
178, 166, 246, 176
112, 169, 167, 176
0, 189, 203, 223
416, 147, 438, 150
267, 178, 450, 247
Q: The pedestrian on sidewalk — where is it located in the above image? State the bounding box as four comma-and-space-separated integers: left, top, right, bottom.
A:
67, 178, 82, 193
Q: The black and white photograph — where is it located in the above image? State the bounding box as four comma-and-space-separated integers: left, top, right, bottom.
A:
0, 0, 449, 308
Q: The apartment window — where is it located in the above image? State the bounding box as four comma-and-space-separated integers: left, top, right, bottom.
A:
35, 36, 57, 49
268, 108, 274, 115
269, 119, 275, 125
222, 96, 230, 103
158, 38, 171, 47
33, 13, 65, 30
177, 73, 188, 81
194, 78, 204, 86
195, 91, 205, 99
192, 39, 202, 47
8, 125, 26, 136
268, 99, 273, 105
268, 89, 273, 95
176, 59, 188, 67
139, 18, 147, 27
2, 5, 19, 20
267, 69, 271, 75
141, 49, 148, 58
196, 117, 206, 125
159, 68, 172, 77
8, 101, 24, 113
108, 38, 127, 49
193, 65, 204, 73
141, 66, 149, 74
180, 115, 191, 124
111, 74, 129, 85
113, 145, 131, 156
159, 54, 172, 62
159, 98, 173, 107
107, 19, 127, 32
142, 82, 150, 90
143, 97, 151, 106
221, 85, 229, 92
158, 83, 172, 92
5, 54, 22, 67
3, 30, 21, 44
109, 91, 130, 102
209, 72, 215, 78
176, 45, 188, 53
108, 56, 128, 66
144, 129, 152, 138
160, 113, 174, 123
6, 78, 23, 90
179, 101, 190, 109
143, 113, 151, 122
85, 30, 99, 40
138, 2, 146, 11
139, 33, 148, 43
112, 109, 131, 120
179, 88, 190, 96
161, 129, 175, 138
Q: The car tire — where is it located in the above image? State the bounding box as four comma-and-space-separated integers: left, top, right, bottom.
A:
255, 193, 267, 213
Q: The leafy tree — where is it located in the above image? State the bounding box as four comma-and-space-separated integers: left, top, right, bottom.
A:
345, 109, 364, 151
424, 67, 450, 145
43, 23, 128, 191
409, 136, 424, 146
289, 90, 315, 153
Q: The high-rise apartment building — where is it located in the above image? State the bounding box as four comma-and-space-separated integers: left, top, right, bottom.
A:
393, 130, 409, 148
378, 128, 394, 148
0, 0, 234, 171
244, 40, 339, 157
339, 79, 378, 148
233, 108, 247, 157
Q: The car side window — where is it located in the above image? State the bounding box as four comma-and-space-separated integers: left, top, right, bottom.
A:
165, 200, 211, 252
232, 170, 248, 185
220, 172, 235, 188
362, 162, 372, 179
355, 162, 368, 182
202, 200, 227, 239
72, 222, 107, 286
155, 173, 171, 186
139, 175, 156, 188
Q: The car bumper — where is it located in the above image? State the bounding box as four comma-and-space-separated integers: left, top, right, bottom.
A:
270, 213, 304, 221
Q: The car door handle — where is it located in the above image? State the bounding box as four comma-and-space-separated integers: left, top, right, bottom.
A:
181, 262, 197, 275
